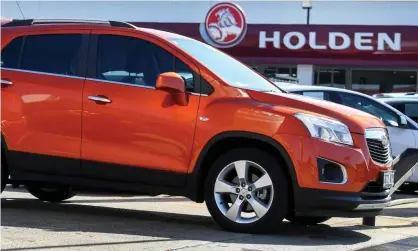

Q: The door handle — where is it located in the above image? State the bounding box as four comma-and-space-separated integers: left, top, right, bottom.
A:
1, 79, 13, 86
88, 95, 112, 104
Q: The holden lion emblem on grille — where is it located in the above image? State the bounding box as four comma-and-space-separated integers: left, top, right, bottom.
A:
381, 135, 389, 147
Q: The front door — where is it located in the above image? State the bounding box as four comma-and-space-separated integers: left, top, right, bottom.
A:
81, 32, 200, 186
1, 31, 88, 175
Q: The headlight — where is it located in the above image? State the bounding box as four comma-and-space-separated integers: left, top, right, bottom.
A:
294, 113, 353, 146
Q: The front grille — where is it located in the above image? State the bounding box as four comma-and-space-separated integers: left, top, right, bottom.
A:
365, 129, 392, 165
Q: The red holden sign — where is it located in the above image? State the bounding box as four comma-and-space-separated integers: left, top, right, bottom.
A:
200, 2, 247, 48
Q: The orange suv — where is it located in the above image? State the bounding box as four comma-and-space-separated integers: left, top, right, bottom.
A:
0, 19, 410, 233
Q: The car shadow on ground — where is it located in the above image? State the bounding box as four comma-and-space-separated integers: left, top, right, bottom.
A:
1, 197, 372, 250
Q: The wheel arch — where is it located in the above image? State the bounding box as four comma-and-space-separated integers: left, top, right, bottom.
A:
186, 131, 298, 203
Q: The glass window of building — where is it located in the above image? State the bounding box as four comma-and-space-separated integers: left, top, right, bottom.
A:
248, 64, 298, 83
352, 70, 417, 95
314, 68, 346, 89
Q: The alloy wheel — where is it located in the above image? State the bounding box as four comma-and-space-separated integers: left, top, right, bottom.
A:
213, 160, 274, 224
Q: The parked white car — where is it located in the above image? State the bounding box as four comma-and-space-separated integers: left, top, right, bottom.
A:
379, 97, 418, 192
275, 83, 418, 192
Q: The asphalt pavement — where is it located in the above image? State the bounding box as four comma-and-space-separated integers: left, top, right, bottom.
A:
1, 186, 417, 251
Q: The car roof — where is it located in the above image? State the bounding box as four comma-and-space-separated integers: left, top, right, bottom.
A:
373, 92, 418, 98
277, 83, 363, 95
138, 27, 191, 40
378, 97, 418, 103
1, 18, 190, 40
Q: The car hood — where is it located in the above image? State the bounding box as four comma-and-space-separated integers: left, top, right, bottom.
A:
247, 90, 385, 134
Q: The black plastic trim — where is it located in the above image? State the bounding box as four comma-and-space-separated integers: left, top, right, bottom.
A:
293, 187, 390, 217
2, 19, 136, 29
86, 34, 98, 79
11, 170, 187, 197
7, 151, 185, 187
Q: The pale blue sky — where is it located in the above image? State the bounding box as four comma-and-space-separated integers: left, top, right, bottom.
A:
1, 1, 418, 25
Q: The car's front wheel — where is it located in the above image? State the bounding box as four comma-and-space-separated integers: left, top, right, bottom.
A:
205, 148, 290, 233
26, 184, 76, 202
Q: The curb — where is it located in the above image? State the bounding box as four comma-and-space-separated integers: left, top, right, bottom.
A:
388, 198, 418, 207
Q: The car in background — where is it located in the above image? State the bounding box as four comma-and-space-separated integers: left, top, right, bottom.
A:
380, 97, 418, 192
275, 83, 418, 193
373, 92, 418, 99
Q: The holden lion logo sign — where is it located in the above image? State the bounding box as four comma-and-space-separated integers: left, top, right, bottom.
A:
199, 2, 247, 48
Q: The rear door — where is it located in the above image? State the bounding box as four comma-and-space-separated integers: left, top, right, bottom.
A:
1, 30, 89, 175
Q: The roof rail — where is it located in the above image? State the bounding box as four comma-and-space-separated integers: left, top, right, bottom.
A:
1, 19, 136, 29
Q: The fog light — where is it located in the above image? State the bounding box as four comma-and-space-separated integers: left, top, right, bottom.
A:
317, 157, 347, 184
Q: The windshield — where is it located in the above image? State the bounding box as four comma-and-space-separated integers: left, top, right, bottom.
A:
169, 38, 281, 93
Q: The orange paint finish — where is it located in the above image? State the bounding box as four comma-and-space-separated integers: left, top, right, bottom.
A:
81, 79, 199, 173
272, 133, 392, 193
247, 90, 385, 134
1, 69, 83, 159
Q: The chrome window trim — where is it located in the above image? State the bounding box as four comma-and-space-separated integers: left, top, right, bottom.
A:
1, 67, 86, 80
317, 157, 348, 185
85, 77, 156, 89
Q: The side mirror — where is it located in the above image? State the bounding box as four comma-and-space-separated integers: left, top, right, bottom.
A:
156, 72, 189, 106
399, 115, 408, 127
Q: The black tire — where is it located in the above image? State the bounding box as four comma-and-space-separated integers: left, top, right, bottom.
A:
26, 184, 76, 202
286, 214, 331, 225
1, 152, 9, 193
204, 148, 290, 233
399, 184, 418, 193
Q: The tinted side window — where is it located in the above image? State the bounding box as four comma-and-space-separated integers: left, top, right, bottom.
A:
1, 36, 23, 69
405, 103, 418, 123
389, 103, 405, 114
21, 34, 83, 76
96, 35, 195, 91
336, 93, 400, 127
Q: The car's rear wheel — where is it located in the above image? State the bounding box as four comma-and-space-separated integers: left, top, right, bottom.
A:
205, 148, 289, 233
286, 214, 331, 225
26, 184, 76, 202
399, 184, 418, 193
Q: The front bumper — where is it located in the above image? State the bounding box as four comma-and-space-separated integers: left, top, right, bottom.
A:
293, 148, 418, 218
